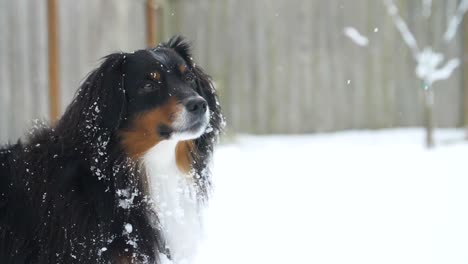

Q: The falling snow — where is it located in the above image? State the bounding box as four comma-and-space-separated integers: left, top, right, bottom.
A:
343, 27, 369, 47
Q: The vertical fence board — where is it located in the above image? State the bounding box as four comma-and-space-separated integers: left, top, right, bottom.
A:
0, 0, 10, 142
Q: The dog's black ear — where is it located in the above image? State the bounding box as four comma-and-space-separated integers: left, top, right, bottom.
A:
162, 35, 193, 64
96, 53, 127, 131
57, 53, 127, 141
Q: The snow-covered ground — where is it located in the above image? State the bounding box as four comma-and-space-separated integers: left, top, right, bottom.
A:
194, 128, 468, 264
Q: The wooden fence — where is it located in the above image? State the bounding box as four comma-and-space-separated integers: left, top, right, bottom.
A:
0, 0, 466, 142
166, 0, 465, 134
0, 0, 148, 143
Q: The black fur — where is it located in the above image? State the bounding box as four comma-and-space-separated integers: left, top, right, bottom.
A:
159, 36, 223, 201
0, 35, 223, 263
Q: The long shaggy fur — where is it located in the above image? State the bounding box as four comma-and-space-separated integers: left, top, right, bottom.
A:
0, 35, 223, 263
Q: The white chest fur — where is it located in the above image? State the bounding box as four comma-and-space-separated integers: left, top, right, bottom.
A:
143, 140, 203, 264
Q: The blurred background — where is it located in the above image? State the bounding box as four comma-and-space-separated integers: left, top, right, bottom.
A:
1, 1, 468, 264
0, 0, 467, 139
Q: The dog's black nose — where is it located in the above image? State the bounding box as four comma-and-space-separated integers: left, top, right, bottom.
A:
185, 97, 207, 115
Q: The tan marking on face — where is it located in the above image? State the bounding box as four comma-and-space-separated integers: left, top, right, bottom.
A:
115, 255, 134, 264
176, 140, 194, 174
178, 64, 187, 74
150, 71, 160, 81
119, 97, 181, 159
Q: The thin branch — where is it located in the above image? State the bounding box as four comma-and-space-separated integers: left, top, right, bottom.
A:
383, 0, 420, 58
443, 0, 468, 43
344, 27, 369, 47
428, 58, 460, 84
422, 0, 432, 18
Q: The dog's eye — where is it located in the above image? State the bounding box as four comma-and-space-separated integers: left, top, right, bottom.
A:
139, 82, 158, 93
183, 73, 196, 83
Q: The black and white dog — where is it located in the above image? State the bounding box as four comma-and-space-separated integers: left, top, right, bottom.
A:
0, 36, 223, 263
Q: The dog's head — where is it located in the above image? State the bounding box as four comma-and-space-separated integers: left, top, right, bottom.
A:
117, 39, 214, 158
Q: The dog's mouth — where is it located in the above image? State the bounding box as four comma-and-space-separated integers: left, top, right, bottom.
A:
158, 109, 210, 140
185, 117, 208, 132
157, 124, 174, 139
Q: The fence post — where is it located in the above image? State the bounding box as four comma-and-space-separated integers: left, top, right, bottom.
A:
146, 0, 157, 48
47, 0, 60, 121
464, 13, 468, 139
